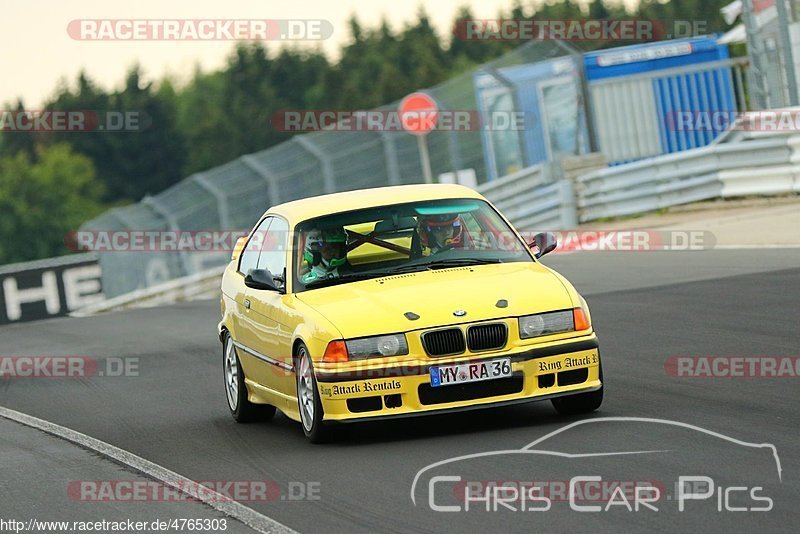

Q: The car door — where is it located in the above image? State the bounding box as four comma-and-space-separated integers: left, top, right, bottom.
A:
242, 217, 297, 402
230, 217, 270, 343
233, 216, 278, 391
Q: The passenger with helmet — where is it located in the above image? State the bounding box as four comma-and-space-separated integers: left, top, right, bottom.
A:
416, 213, 466, 256
300, 227, 349, 285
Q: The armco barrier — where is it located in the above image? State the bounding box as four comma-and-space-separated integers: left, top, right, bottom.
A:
576, 133, 800, 222
0, 254, 103, 324
70, 265, 223, 317
718, 134, 800, 197
477, 157, 605, 232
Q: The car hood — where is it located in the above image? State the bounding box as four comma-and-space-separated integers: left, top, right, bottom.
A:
295, 262, 574, 338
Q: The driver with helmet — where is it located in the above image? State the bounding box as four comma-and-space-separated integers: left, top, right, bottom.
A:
417, 213, 465, 256
300, 227, 349, 284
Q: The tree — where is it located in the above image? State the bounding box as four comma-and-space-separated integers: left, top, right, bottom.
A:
42, 68, 187, 202
175, 69, 232, 174
589, 0, 612, 19
637, 0, 730, 35
396, 8, 451, 90
449, 7, 510, 68
0, 144, 104, 263
42, 72, 115, 192
0, 100, 37, 160
108, 67, 187, 200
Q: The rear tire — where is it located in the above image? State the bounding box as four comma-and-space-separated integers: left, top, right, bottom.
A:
551, 364, 604, 415
223, 333, 276, 423
295, 343, 334, 443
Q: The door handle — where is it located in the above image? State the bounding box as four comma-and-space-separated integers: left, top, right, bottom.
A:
244, 299, 251, 309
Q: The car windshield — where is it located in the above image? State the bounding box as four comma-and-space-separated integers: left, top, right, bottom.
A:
293, 198, 533, 291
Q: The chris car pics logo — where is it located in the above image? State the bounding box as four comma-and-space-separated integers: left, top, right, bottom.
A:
411, 417, 781, 513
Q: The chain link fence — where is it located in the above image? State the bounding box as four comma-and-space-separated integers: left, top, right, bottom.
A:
743, 0, 800, 109
81, 41, 581, 298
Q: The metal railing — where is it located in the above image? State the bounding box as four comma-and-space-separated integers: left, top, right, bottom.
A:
575, 131, 800, 222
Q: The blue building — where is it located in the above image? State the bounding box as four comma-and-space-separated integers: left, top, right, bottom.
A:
475, 36, 740, 180
584, 36, 737, 165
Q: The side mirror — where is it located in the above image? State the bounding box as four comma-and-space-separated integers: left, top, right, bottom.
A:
244, 269, 280, 291
231, 236, 248, 262
530, 232, 557, 259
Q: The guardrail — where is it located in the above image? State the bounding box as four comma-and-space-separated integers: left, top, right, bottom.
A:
478, 155, 608, 231
576, 134, 800, 222
70, 265, 223, 317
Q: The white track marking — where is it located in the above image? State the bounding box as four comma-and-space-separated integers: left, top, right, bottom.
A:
0, 406, 298, 534
410, 416, 782, 505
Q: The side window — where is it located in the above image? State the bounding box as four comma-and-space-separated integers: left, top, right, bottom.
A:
238, 218, 272, 275
256, 217, 289, 285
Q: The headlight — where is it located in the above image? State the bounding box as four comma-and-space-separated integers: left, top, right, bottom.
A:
345, 334, 409, 359
519, 310, 574, 339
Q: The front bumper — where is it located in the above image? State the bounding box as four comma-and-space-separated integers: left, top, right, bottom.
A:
315, 335, 602, 422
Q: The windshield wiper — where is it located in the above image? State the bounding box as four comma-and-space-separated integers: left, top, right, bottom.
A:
382, 263, 432, 274
425, 258, 503, 269
304, 273, 383, 289
383, 258, 503, 274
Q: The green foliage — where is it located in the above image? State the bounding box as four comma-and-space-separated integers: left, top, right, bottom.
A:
42, 68, 187, 202
0, 100, 37, 160
0, 144, 104, 263
589, 0, 612, 19
635, 0, 731, 36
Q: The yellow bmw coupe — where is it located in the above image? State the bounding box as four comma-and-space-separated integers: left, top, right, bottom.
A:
219, 184, 602, 442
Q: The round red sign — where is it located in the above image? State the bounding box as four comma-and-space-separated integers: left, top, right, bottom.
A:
398, 92, 439, 136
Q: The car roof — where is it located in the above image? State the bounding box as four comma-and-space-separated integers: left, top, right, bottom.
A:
264, 184, 486, 224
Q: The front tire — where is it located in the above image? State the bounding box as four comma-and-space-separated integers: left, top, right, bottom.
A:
295, 343, 333, 443
223, 333, 275, 423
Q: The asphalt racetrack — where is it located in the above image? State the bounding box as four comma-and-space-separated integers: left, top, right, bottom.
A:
1, 250, 799, 533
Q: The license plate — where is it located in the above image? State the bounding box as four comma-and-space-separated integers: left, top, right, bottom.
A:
430, 358, 512, 387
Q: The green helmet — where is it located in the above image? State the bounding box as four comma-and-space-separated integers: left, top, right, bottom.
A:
304, 228, 347, 270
